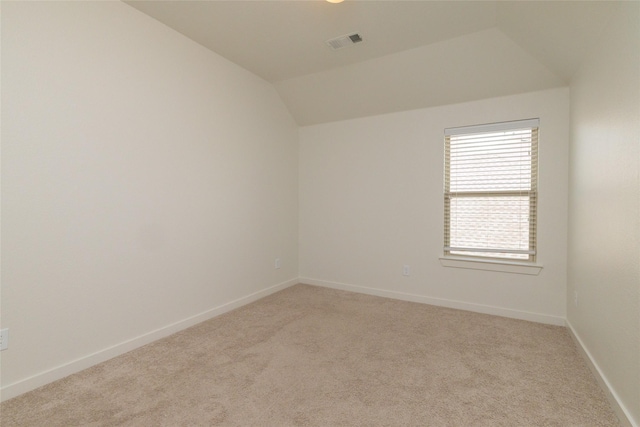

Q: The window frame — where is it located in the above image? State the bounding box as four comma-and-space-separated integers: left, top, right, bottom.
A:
443, 119, 539, 263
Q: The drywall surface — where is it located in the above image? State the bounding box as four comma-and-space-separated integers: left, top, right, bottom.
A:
568, 2, 640, 424
276, 28, 565, 126
1, 1, 298, 397
299, 88, 570, 323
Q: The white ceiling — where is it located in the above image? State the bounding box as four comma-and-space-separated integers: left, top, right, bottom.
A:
125, 0, 619, 125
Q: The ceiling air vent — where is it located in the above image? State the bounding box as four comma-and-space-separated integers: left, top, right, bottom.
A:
326, 33, 363, 50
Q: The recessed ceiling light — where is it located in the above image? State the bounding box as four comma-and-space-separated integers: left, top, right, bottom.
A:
326, 0, 344, 3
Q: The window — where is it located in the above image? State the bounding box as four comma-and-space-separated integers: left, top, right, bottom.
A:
444, 119, 538, 262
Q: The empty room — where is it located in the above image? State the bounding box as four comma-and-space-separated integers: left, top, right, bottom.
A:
1, 0, 638, 425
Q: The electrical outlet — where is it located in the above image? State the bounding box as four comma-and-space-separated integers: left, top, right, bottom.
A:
275, 258, 281, 269
402, 265, 410, 277
0, 328, 8, 351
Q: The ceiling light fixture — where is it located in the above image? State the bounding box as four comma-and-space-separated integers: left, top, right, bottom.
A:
326, 0, 344, 3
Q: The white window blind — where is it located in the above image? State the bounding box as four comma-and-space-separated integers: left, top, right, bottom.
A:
444, 119, 539, 261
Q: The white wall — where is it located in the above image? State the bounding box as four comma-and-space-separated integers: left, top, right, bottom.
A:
567, 2, 640, 424
1, 1, 298, 399
300, 88, 570, 324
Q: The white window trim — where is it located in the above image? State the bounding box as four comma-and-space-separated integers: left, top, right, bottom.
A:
439, 256, 543, 275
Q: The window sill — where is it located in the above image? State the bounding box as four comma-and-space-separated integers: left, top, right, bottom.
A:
439, 256, 543, 275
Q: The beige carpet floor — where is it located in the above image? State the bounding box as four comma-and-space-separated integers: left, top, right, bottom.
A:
1, 284, 619, 426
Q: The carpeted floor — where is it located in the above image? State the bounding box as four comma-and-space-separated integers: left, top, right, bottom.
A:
1, 284, 619, 426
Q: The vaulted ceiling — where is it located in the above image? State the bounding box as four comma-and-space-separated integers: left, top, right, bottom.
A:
125, 1, 619, 125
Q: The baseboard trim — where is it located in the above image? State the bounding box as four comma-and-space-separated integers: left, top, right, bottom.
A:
566, 320, 637, 427
0, 278, 298, 402
299, 277, 565, 326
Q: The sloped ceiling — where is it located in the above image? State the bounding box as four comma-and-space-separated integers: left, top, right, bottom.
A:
125, 0, 618, 126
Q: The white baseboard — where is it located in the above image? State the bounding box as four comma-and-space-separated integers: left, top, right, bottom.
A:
0, 278, 298, 402
566, 320, 637, 427
299, 277, 566, 326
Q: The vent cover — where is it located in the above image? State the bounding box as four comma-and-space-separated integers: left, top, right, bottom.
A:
326, 33, 363, 50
